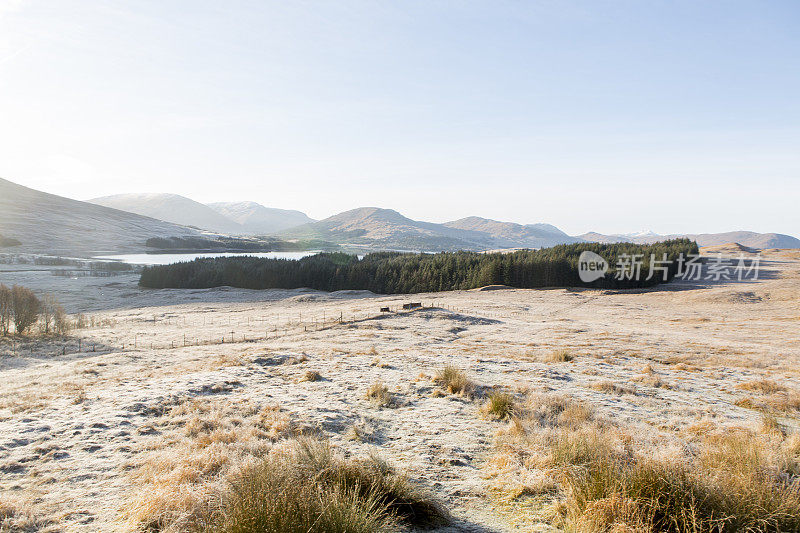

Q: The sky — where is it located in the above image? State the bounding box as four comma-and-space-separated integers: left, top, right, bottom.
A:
0, 0, 798, 236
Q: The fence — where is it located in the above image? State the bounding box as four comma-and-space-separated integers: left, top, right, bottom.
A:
1, 301, 506, 357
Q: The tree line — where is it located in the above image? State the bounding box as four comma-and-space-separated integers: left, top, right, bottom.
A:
139, 239, 699, 293
0, 284, 69, 335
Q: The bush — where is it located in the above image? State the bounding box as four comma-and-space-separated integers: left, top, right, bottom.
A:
10, 285, 40, 334
0, 284, 11, 335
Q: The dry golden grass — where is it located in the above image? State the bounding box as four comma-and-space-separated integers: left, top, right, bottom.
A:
485, 390, 800, 533
122, 398, 299, 532
365, 381, 393, 407
0, 494, 49, 532
543, 349, 574, 363
0, 391, 49, 415
299, 370, 322, 382
589, 380, 635, 395
524, 394, 594, 428
434, 365, 473, 396
123, 409, 447, 533
760, 414, 785, 436
217, 438, 449, 532
737, 379, 787, 394
633, 372, 669, 388
735, 391, 800, 414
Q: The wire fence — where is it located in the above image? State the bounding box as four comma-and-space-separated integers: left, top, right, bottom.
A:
1, 301, 508, 357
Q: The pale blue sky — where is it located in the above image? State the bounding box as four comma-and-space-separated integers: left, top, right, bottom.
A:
1, 0, 798, 235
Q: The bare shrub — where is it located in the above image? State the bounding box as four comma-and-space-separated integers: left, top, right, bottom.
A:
11, 285, 40, 334
53, 304, 70, 335
39, 293, 67, 335
0, 284, 11, 335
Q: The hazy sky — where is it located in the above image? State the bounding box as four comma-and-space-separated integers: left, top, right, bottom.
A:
1, 0, 798, 236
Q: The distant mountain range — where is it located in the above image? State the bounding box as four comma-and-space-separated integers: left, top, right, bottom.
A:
1, 178, 798, 255
278, 208, 583, 251
444, 217, 582, 249
0, 178, 202, 254
89, 194, 315, 235
90, 193, 243, 233
577, 230, 800, 249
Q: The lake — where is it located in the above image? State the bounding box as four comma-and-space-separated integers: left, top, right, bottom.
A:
93, 251, 321, 266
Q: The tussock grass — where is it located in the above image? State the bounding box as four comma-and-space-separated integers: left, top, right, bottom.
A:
633, 373, 670, 389
735, 391, 800, 414
761, 414, 785, 436
300, 370, 322, 382
482, 391, 515, 420
0, 494, 46, 532
557, 435, 800, 531
365, 381, 393, 407
737, 379, 787, 394
434, 365, 473, 396
487, 392, 800, 533
216, 438, 449, 533
589, 380, 635, 395
526, 394, 594, 428
123, 399, 295, 532
125, 401, 447, 533
544, 349, 574, 363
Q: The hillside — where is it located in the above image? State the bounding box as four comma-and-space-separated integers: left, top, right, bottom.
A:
576, 232, 632, 244
281, 208, 582, 252
683, 231, 800, 249
89, 193, 243, 234
0, 178, 201, 254
579, 230, 800, 249
444, 216, 582, 248
207, 201, 314, 234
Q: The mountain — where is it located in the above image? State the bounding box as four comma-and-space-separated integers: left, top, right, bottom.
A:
280, 208, 578, 251
683, 231, 800, 249
576, 232, 632, 244
444, 216, 582, 249
280, 207, 481, 251
0, 178, 202, 254
89, 193, 243, 234
207, 201, 314, 234
578, 230, 800, 249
